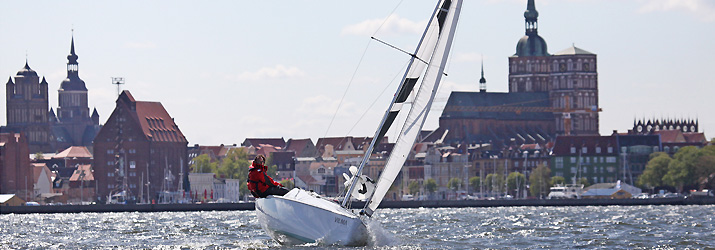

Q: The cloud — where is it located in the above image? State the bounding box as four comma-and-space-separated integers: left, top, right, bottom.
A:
342, 14, 427, 36
297, 95, 358, 117
232, 64, 306, 82
637, 0, 715, 22
124, 41, 157, 49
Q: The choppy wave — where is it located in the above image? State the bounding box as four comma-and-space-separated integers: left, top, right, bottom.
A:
1, 205, 713, 249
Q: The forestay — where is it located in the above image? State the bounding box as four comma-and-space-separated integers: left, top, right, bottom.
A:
361, 0, 462, 216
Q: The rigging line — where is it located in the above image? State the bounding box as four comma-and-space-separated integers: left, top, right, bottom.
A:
322, 0, 405, 140
322, 39, 373, 140
342, 59, 412, 138
371, 37, 428, 65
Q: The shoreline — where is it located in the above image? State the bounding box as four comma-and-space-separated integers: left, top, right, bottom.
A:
2, 197, 713, 214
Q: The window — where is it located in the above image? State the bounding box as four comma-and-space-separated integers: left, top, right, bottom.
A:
555, 157, 563, 169
596, 147, 601, 154
607, 147, 613, 153
107, 149, 114, 154
582, 147, 588, 154
570, 167, 577, 174
570, 147, 576, 154
107, 161, 114, 166
606, 157, 617, 163
318, 168, 325, 174
130, 161, 136, 169
570, 157, 576, 163
129, 172, 136, 177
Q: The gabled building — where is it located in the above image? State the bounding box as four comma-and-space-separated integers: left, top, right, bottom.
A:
93, 90, 188, 203
284, 138, 317, 157
31, 163, 54, 198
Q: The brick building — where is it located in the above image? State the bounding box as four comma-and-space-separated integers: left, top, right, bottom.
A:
438, 0, 600, 147
0, 133, 32, 199
93, 91, 188, 203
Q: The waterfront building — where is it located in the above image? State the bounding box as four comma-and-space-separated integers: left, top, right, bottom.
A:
615, 133, 661, 186
630, 118, 708, 154
93, 90, 188, 203
550, 135, 619, 185
0, 133, 33, 200
581, 182, 641, 199
188, 173, 214, 202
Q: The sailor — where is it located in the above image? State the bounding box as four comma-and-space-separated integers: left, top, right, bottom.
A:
247, 154, 289, 198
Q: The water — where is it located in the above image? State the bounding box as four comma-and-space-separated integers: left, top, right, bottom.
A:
2, 205, 714, 249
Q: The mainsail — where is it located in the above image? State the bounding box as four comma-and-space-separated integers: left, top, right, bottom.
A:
344, 0, 463, 216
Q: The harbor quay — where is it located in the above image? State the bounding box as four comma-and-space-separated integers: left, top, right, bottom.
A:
2, 196, 713, 215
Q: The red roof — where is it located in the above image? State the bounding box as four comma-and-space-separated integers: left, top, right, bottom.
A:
285, 138, 313, 156
69, 164, 94, 182
53, 146, 92, 159
243, 138, 286, 148
683, 132, 707, 143
552, 135, 618, 156
135, 101, 187, 142
653, 130, 684, 143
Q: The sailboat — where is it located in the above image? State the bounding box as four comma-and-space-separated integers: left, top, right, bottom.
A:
255, 0, 462, 245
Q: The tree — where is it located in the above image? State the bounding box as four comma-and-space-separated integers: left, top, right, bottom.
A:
663, 146, 699, 192
485, 173, 505, 193
694, 146, 715, 190
550, 176, 566, 186
469, 176, 481, 193
34, 152, 44, 161
506, 172, 526, 196
222, 148, 251, 198
447, 177, 462, 191
637, 152, 671, 188
191, 154, 216, 173
529, 164, 552, 198
280, 179, 294, 189
424, 178, 437, 194
408, 181, 421, 195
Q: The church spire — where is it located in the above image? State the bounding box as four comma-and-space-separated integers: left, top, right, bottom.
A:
67, 33, 79, 77
524, 0, 539, 35
479, 57, 487, 92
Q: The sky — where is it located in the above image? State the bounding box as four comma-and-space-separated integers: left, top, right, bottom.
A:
1, 0, 714, 146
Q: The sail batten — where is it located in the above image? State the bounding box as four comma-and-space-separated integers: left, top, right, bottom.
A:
363, 0, 462, 216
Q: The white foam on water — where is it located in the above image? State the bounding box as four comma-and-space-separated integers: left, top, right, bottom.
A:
366, 218, 400, 247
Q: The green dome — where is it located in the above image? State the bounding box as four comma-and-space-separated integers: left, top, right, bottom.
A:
515, 34, 549, 57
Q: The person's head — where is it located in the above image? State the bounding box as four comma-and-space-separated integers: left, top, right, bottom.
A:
254, 154, 266, 165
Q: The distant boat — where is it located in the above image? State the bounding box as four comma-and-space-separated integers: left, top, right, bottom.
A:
255, 0, 463, 246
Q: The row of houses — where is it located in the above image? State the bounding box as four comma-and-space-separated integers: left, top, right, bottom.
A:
1, 88, 710, 204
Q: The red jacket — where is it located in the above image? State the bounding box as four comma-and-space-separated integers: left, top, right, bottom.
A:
247, 162, 281, 195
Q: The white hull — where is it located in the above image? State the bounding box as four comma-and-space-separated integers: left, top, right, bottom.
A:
255, 189, 368, 246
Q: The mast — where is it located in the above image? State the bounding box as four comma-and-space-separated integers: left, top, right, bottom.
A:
340, 1, 444, 208
363, 0, 463, 216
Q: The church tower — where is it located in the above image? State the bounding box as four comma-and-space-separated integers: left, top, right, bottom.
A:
54, 34, 100, 150
508, 0, 550, 93
3, 61, 53, 153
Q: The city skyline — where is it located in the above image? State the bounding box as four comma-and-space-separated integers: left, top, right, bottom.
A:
1, 0, 714, 146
